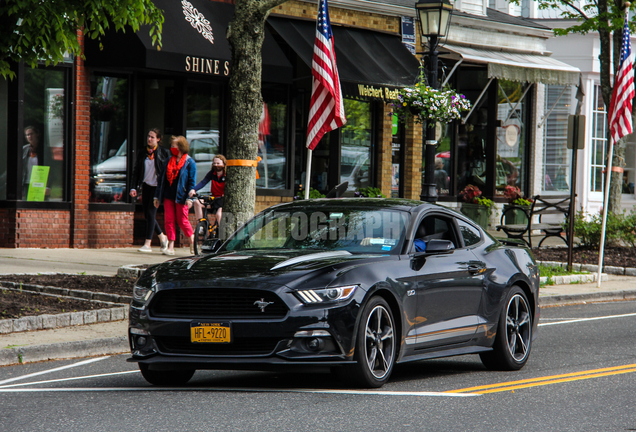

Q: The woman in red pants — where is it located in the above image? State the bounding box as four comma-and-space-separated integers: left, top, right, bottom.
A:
153, 135, 197, 255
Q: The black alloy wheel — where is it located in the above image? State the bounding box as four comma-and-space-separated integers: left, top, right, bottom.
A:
345, 296, 396, 388
138, 363, 195, 386
193, 219, 209, 255
480, 286, 532, 371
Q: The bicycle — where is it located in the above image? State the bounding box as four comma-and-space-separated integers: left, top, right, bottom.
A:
192, 193, 220, 255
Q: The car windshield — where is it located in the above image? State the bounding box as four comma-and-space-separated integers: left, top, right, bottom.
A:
224, 208, 409, 254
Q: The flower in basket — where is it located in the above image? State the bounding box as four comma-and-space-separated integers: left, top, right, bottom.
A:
459, 184, 494, 211
90, 94, 119, 121
391, 83, 471, 125
503, 185, 533, 206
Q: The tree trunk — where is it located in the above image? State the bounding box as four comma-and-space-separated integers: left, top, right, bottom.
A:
223, 1, 268, 236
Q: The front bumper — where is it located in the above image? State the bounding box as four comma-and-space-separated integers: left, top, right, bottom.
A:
128, 287, 363, 368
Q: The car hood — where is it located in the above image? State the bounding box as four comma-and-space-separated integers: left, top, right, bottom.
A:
148, 249, 394, 288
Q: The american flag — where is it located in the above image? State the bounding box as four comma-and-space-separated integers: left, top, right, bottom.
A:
306, 0, 346, 150
608, 15, 635, 144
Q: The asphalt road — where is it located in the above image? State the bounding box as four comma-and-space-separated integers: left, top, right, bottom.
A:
1, 301, 635, 432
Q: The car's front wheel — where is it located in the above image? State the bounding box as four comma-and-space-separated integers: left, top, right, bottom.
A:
480, 286, 532, 371
345, 296, 396, 388
138, 363, 195, 386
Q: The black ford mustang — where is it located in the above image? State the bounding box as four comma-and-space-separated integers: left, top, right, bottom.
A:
129, 198, 539, 388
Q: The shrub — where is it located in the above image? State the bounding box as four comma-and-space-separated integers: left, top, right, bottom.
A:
356, 187, 386, 198
569, 209, 630, 248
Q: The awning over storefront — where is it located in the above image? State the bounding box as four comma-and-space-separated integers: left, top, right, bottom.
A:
442, 44, 580, 86
267, 17, 420, 100
85, 0, 291, 83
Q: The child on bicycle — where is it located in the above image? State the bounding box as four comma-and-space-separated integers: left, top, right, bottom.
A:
188, 154, 226, 228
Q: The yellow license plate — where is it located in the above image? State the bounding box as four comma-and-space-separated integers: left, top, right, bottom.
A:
190, 322, 231, 343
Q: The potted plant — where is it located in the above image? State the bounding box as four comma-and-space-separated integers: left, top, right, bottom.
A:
391, 80, 471, 125
90, 95, 119, 122
502, 186, 533, 225
459, 184, 494, 230
355, 187, 386, 198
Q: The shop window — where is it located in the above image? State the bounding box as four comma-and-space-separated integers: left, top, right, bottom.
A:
22, 68, 67, 201
434, 123, 452, 196
590, 85, 607, 193
495, 80, 529, 197
391, 115, 404, 198
543, 85, 574, 193
340, 99, 372, 193
89, 76, 129, 203
258, 86, 288, 190
457, 69, 489, 194
186, 82, 221, 193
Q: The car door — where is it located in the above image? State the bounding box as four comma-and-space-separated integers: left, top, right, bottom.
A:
411, 214, 486, 349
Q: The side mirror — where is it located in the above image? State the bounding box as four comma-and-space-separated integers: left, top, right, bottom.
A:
426, 239, 455, 253
201, 238, 222, 253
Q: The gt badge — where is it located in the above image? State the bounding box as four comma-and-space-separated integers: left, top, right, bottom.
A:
254, 298, 274, 312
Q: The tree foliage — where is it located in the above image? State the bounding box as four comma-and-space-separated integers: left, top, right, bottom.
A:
0, 0, 164, 79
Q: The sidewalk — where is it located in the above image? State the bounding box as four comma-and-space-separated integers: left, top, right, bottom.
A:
1, 247, 635, 367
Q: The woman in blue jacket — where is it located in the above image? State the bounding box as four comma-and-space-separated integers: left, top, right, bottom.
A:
154, 135, 197, 255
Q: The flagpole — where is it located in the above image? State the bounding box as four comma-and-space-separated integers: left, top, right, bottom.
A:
304, 149, 313, 200
596, 138, 614, 287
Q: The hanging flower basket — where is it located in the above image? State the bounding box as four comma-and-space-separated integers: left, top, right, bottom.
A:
391, 83, 472, 125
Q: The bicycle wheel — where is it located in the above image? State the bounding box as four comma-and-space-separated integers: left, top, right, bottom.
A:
193, 220, 209, 255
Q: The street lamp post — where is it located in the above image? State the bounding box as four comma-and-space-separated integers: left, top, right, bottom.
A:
415, 0, 453, 203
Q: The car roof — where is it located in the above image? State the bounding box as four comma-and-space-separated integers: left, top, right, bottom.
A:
267, 198, 444, 213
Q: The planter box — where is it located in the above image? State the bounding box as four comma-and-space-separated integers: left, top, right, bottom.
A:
503, 205, 530, 225
461, 203, 490, 230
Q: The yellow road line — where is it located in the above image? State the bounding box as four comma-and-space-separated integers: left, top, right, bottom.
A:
448, 363, 636, 394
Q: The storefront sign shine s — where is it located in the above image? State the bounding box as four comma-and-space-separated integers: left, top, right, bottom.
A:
185, 56, 230, 76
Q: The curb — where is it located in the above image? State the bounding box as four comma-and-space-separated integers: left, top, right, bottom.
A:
0, 285, 129, 335
539, 272, 608, 285
0, 336, 129, 367
117, 265, 147, 279
0, 281, 132, 304
539, 289, 636, 307
537, 260, 636, 276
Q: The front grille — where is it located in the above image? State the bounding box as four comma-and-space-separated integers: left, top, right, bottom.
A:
156, 336, 281, 356
149, 288, 288, 319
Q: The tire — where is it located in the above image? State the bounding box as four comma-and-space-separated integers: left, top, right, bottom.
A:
480, 286, 532, 371
344, 296, 397, 388
139, 363, 195, 386
193, 220, 209, 255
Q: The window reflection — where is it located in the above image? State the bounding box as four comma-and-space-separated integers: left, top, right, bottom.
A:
496, 80, 527, 196
257, 98, 288, 189
186, 82, 220, 193
340, 99, 371, 192
23, 68, 66, 201
543, 85, 573, 193
89, 76, 128, 203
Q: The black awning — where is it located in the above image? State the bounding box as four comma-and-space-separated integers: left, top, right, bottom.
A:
85, 0, 291, 83
267, 17, 419, 99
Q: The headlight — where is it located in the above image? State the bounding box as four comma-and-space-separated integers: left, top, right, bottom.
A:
132, 285, 153, 302
295, 285, 357, 304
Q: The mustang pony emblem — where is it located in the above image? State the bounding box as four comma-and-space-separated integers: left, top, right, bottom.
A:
254, 298, 274, 312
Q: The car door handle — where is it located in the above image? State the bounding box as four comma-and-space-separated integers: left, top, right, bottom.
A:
468, 265, 487, 275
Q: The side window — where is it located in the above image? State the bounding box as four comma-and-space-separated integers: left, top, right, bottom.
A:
457, 219, 481, 247
416, 215, 458, 248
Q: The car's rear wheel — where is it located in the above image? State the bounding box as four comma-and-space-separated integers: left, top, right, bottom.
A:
480, 286, 532, 371
344, 296, 396, 388
193, 220, 209, 255
138, 363, 195, 386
